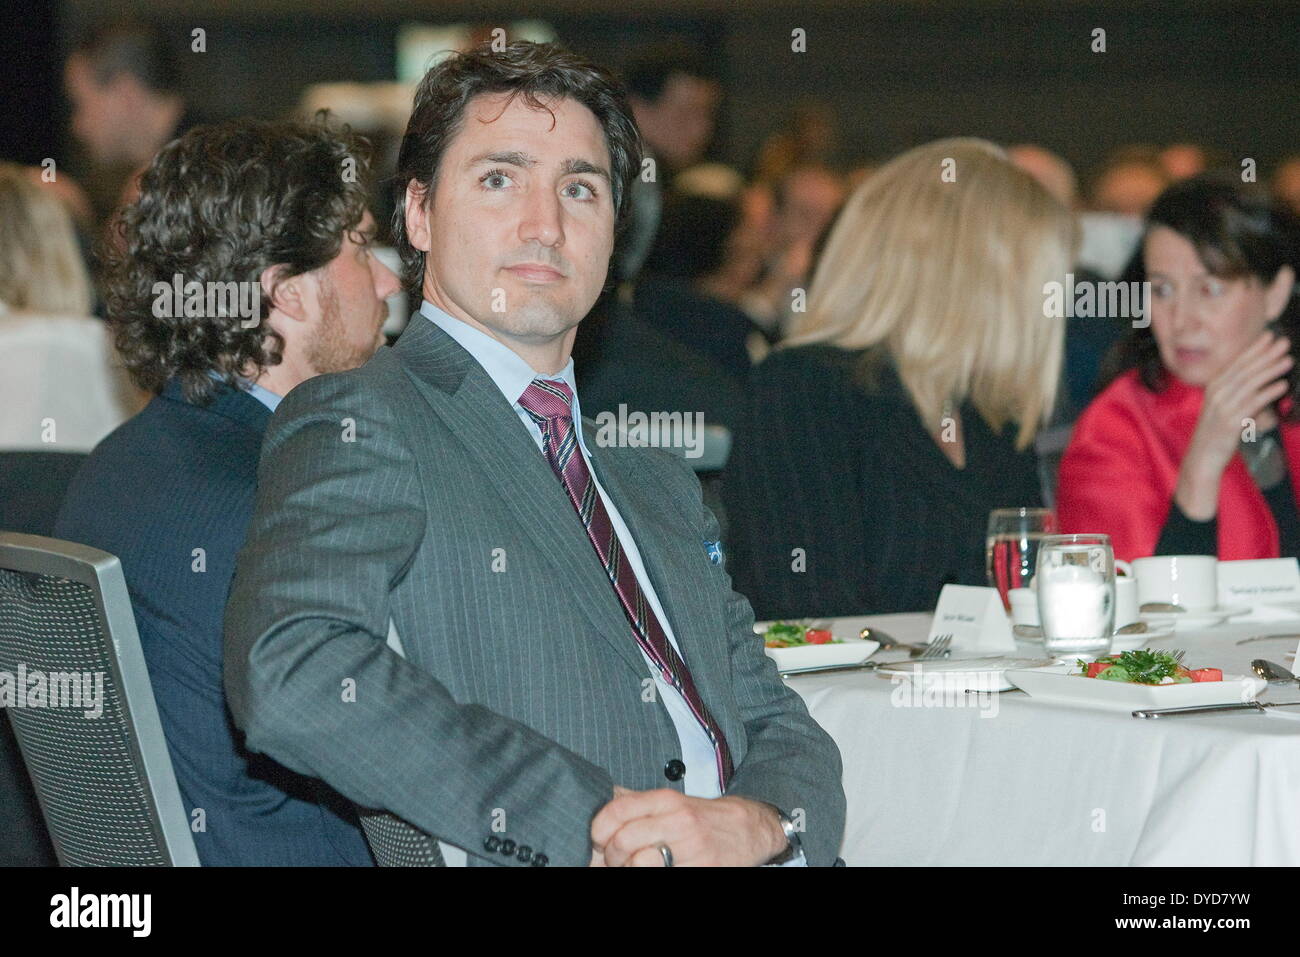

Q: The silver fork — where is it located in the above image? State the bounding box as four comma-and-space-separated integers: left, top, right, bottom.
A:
781, 633, 951, 678
917, 635, 952, 660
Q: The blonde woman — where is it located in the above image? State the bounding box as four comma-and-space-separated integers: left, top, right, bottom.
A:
722, 138, 1077, 617
0, 162, 141, 451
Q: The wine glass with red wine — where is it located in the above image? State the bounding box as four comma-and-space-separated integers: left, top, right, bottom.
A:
986, 507, 1058, 611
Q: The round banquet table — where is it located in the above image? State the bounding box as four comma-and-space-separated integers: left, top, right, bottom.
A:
784, 612, 1300, 866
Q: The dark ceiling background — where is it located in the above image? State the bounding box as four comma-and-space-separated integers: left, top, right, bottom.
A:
5, 0, 1297, 184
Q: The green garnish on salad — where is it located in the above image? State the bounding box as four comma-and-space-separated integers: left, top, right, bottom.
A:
1075, 649, 1209, 685
763, 622, 841, 648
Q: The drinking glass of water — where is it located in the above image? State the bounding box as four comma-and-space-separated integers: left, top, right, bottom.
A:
986, 507, 1057, 611
1035, 534, 1115, 658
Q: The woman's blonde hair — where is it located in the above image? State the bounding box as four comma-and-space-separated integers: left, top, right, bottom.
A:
785, 137, 1078, 450
0, 162, 93, 316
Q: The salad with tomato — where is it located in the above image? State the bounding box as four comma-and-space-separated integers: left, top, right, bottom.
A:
1075, 649, 1222, 685
763, 622, 841, 648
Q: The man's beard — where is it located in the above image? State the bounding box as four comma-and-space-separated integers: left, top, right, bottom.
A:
306, 275, 379, 375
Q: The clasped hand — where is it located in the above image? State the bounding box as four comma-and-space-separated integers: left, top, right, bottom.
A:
589, 786, 787, 867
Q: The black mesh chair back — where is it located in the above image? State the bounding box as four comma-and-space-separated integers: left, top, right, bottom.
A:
357, 810, 446, 866
0, 533, 199, 866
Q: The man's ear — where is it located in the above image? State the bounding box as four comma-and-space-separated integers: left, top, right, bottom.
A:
404, 182, 432, 254
259, 264, 310, 324
1266, 264, 1296, 321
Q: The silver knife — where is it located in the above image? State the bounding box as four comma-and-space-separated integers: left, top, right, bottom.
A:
781, 660, 882, 678
1133, 700, 1300, 718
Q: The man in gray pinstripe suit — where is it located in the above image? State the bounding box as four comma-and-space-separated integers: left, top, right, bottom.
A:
224, 40, 845, 867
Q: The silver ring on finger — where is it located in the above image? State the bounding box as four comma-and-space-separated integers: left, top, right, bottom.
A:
658, 843, 673, 867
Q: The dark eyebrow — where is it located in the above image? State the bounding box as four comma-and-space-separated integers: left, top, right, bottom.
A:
468, 150, 536, 168
467, 150, 610, 183
561, 158, 610, 182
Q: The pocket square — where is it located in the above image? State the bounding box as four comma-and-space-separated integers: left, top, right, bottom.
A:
704, 540, 724, 565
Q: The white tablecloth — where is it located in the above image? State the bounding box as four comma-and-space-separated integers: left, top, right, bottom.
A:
788, 613, 1300, 866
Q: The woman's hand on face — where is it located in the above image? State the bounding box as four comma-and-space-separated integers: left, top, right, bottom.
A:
1191, 331, 1292, 469
1177, 331, 1293, 519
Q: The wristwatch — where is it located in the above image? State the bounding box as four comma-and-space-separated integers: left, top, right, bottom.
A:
766, 807, 803, 865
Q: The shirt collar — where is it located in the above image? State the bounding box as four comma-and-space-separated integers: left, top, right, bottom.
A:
205, 369, 282, 412
418, 299, 579, 414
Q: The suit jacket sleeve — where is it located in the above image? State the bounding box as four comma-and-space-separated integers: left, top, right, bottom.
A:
1056, 387, 1170, 563
223, 370, 613, 866
688, 461, 847, 864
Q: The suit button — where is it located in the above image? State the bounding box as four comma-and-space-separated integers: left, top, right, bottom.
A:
483, 835, 501, 853
531, 853, 548, 867
517, 845, 532, 863
500, 839, 517, 856
664, 759, 685, 781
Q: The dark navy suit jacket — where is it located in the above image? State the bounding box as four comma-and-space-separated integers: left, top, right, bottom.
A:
55, 378, 374, 865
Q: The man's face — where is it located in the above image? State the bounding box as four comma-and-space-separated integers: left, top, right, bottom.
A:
410, 92, 616, 351
633, 73, 720, 170
303, 211, 399, 375
776, 168, 846, 247
1093, 163, 1168, 218
65, 55, 133, 165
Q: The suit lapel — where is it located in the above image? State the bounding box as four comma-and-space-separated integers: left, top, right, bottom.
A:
584, 437, 728, 691
393, 317, 649, 677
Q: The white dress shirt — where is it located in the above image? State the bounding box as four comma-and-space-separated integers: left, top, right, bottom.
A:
206, 369, 281, 413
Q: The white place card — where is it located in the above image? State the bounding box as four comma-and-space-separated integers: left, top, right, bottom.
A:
929, 585, 1016, 653
1217, 558, 1300, 607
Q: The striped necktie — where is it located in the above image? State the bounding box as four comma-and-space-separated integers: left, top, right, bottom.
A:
518, 378, 734, 791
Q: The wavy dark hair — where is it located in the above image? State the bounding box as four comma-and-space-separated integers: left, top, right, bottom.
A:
1102, 173, 1300, 415
101, 115, 372, 402
392, 39, 642, 298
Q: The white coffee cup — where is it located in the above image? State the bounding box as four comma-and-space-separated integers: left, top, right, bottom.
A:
1131, 555, 1218, 612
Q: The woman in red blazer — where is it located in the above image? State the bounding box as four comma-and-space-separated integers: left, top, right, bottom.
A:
1058, 175, 1300, 562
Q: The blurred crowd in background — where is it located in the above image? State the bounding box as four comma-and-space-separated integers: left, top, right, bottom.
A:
3, 17, 1299, 588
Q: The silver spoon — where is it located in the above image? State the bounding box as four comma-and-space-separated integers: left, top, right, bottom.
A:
1251, 659, 1300, 687
858, 626, 907, 651
857, 626, 949, 656
1140, 602, 1186, 614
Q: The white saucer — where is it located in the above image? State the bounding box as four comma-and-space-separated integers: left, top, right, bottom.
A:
1013, 622, 1175, 649
1109, 621, 1175, 650
1139, 605, 1249, 629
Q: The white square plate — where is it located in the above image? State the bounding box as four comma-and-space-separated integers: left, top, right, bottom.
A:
755, 621, 879, 671
1005, 663, 1266, 711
